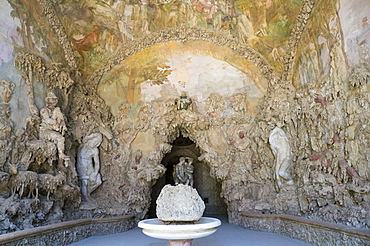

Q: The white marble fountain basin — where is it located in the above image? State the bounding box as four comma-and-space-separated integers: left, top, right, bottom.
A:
138, 217, 221, 240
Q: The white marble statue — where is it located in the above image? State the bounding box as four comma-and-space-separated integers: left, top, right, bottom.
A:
268, 127, 294, 191
76, 132, 103, 202
39, 92, 69, 164
173, 157, 194, 187
184, 157, 194, 187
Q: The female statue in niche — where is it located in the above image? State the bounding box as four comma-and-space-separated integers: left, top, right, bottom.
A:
269, 127, 294, 191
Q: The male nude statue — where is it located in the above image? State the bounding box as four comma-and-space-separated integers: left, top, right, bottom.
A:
76, 133, 103, 202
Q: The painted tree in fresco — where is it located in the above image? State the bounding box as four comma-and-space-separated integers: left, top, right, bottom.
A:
120, 51, 172, 103
8, 0, 67, 63
234, 0, 303, 72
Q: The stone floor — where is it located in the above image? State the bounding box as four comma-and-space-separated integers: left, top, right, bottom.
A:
69, 215, 313, 246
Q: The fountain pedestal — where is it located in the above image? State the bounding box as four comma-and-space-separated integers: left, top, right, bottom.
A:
138, 217, 221, 246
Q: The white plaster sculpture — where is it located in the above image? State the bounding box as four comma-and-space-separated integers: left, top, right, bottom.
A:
269, 127, 294, 191
173, 157, 194, 187
76, 132, 103, 202
39, 92, 69, 165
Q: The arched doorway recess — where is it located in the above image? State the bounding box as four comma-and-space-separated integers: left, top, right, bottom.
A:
149, 135, 227, 218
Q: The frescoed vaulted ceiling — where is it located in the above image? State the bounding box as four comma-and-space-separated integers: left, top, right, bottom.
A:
1, 0, 369, 121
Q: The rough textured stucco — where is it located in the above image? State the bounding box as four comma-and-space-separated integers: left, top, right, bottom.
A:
0, 0, 369, 242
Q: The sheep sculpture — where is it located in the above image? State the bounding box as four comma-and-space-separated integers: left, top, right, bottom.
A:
8, 164, 38, 199
38, 171, 66, 200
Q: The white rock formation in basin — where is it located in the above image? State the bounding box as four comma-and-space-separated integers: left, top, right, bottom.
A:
156, 184, 205, 222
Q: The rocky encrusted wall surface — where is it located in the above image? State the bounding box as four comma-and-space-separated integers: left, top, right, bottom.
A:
0, 215, 135, 246
0, 0, 369, 236
241, 212, 370, 246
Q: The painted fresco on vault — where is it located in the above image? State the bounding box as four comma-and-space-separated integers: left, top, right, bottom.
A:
98, 40, 266, 116
1, 0, 304, 88
53, 0, 302, 73
293, 0, 370, 91
339, 0, 370, 75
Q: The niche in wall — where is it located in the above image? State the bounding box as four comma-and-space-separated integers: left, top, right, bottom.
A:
148, 135, 227, 218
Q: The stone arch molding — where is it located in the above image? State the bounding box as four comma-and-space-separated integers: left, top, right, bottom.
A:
152, 107, 231, 181
87, 26, 278, 88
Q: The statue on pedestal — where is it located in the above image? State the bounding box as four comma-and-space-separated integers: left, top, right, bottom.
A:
76, 132, 103, 202
76, 133, 103, 201
39, 92, 69, 166
173, 157, 194, 187
269, 127, 294, 191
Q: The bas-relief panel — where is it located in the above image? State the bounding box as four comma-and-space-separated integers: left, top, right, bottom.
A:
98, 40, 266, 117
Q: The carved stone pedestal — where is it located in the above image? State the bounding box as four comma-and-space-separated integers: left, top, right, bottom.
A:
169, 239, 192, 246
138, 217, 221, 245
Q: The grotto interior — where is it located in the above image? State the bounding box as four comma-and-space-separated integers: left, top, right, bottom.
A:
0, 0, 369, 245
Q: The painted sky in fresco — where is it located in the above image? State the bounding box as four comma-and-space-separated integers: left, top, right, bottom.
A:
98, 40, 266, 116
0, 0, 21, 66
140, 53, 263, 102
339, 0, 370, 68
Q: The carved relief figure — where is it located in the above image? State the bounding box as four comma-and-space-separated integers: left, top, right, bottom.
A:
0, 80, 15, 103
76, 133, 103, 202
205, 93, 225, 117
39, 92, 69, 165
175, 91, 192, 110
269, 127, 294, 191
0, 103, 13, 169
232, 92, 248, 114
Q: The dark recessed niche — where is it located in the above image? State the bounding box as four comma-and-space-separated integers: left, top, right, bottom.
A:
171, 134, 194, 146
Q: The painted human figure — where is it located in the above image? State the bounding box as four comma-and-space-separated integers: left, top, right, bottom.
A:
175, 91, 192, 110
269, 127, 294, 191
76, 133, 103, 202
73, 25, 100, 62
39, 92, 69, 164
190, 0, 216, 19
